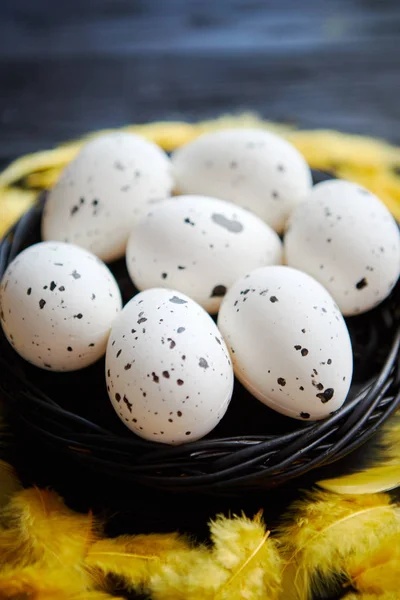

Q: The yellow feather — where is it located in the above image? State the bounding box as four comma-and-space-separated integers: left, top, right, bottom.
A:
210, 512, 282, 600
276, 490, 400, 600
347, 532, 400, 594
318, 413, 400, 494
344, 594, 399, 600
85, 532, 190, 592
0, 564, 90, 599
318, 465, 400, 495
277, 563, 300, 600
71, 593, 125, 600
150, 512, 283, 600
0, 488, 98, 569
149, 547, 227, 600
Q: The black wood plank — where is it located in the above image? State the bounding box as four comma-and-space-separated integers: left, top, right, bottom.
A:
0, 0, 399, 161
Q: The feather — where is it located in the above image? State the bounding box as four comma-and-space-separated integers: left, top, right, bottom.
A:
149, 547, 227, 600
347, 532, 400, 594
0, 488, 98, 569
209, 512, 282, 600
344, 594, 399, 600
85, 532, 190, 593
276, 489, 400, 600
0, 564, 90, 599
318, 413, 400, 494
278, 563, 301, 600
71, 593, 125, 600
150, 512, 283, 600
318, 465, 400, 495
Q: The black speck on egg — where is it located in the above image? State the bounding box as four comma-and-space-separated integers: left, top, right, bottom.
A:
317, 388, 334, 403
356, 277, 368, 290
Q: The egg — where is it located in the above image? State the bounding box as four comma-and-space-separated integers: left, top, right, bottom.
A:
0, 241, 122, 371
126, 195, 282, 313
42, 132, 174, 262
106, 288, 234, 444
218, 266, 353, 420
172, 128, 312, 232
284, 180, 400, 316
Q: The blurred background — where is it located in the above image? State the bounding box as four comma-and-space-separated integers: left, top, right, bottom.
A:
0, 0, 399, 167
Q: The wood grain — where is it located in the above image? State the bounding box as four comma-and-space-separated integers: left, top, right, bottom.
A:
0, 0, 399, 163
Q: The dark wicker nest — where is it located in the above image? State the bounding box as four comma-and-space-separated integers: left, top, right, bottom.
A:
0, 170, 399, 495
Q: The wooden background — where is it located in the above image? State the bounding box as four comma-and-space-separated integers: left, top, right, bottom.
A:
0, 0, 399, 167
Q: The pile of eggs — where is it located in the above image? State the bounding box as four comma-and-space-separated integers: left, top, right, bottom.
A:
1, 129, 399, 445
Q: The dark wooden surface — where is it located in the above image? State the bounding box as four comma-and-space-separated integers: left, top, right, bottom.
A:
0, 0, 399, 166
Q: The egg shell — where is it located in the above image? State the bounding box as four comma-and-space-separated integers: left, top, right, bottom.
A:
106, 288, 234, 445
126, 195, 283, 313
42, 132, 174, 262
284, 180, 400, 316
218, 266, 353, 421
172, 128, 312, 232
0, 241, 122, 371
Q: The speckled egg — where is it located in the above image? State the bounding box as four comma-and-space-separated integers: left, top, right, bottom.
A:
284, 180, 400, 316
218, 266, 353, 421
126, 195, 282, 313
106, 288, 234, 444
0, 241, 122, 371
42, 132, 174, 262
172, 128, 312, 232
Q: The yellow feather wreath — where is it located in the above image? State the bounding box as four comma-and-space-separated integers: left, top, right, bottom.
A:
0, 483, 399, 599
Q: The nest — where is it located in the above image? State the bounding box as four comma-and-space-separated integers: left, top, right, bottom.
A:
0, 170, 399, 495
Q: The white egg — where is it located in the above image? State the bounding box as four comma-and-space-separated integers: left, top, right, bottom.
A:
126, 195, 282, 313
172, 128, 312, 232
106, 288, 234, 444
284, 180, 400, 316
0, 242, 122, 371
42, 132, 174, 262
218, 266, 353, 421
